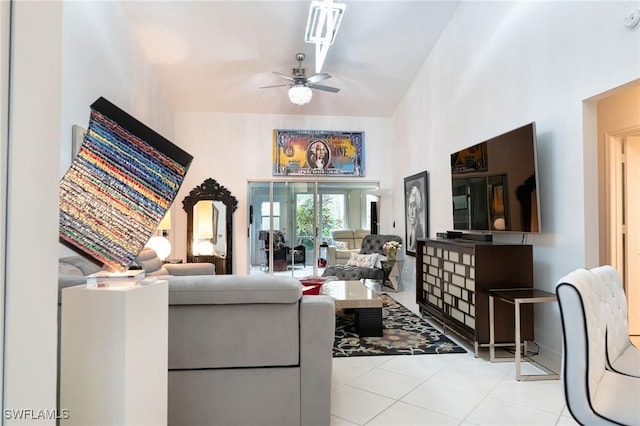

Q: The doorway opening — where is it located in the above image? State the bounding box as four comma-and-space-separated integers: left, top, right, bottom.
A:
604, 130, 640, 338
247, 180, 379, 277
595, 80, 640, 343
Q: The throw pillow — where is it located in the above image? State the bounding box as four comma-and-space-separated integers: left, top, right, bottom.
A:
346, 252, 378, 268
374, 254, 387, 268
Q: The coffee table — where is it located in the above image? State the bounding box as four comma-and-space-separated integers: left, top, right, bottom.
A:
320, 280, 383, 337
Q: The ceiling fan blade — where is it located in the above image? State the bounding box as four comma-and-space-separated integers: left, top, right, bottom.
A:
259, 84, 291, 89
309, 83, 340, 93
272, 71, 295, 82
307, 73, 332, 83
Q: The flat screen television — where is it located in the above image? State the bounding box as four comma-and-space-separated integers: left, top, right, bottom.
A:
450, 122, 540, 233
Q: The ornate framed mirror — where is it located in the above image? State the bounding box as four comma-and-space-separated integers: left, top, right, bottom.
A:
182, 178, 237, 274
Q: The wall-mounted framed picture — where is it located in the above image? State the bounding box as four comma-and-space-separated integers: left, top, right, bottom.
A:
272, 129, 364, 176
404, 171, 429, 256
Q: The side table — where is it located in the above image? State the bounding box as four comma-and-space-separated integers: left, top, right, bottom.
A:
60, 281, 168, 424
380, 260, 402, 292
489, 288, 559, 381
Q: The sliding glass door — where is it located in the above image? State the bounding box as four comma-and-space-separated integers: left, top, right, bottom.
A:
248, 180, 379, 276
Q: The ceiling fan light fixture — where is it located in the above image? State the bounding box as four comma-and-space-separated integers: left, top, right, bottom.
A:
305, 0, 345, 45
288, 85, 313, 105
305, 0, 346, 73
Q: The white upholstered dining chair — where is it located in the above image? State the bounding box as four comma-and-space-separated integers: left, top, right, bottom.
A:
555, 267, 640, 425
590, 265, 640, 378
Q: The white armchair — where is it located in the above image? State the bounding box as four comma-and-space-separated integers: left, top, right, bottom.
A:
556, 267, 640, 425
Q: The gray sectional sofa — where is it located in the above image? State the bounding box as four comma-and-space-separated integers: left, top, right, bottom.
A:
58, 248, 215, 293
167, 275, 334, 425
58, 248, 335, 425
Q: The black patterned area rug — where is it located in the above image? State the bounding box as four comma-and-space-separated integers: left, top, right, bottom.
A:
333, 294, 468, 357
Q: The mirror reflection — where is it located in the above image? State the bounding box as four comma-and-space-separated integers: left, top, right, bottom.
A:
193, 200, 226, 256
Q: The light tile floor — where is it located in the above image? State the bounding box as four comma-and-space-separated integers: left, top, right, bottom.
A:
253, 266, 579, 425
329, 280, 578, 426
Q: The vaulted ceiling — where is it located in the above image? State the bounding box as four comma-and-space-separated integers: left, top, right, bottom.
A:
122, 1, 460, 117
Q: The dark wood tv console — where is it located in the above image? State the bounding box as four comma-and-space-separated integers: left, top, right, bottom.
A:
416, 238, 534, 355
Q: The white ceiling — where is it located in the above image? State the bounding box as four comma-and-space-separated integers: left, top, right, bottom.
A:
122, 1, 460, 117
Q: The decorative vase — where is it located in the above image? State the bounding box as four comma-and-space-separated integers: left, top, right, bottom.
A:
387, 248, 397, 261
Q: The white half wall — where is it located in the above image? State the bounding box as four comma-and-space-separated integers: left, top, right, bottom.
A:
391, 1, 640, 359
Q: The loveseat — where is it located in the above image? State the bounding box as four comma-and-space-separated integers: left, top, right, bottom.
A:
326, 229, 369, 266
167, 275, 334, 425
323, 234, 402, 281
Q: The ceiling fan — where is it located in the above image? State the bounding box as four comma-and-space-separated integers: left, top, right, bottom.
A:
260, 53, 340, 105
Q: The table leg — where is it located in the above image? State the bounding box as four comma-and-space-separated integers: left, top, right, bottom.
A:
355, 307, 382, 337
489, 295, 496, 362
515, 299, 522, 380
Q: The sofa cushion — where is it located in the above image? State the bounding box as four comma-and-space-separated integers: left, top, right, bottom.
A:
59, 255, 102, 276
331, 229, 355, 240
59, 263, 83, 276
168, 276, 303, 369
135, 248, 169, 276
168, 275, 302, 305
169, 301, 300, 369
353, 229, 369, 249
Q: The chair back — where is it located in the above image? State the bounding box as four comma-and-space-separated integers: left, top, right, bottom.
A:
359, 234, 402, 255
556, 268, 612, 424
589, 265, 631, 371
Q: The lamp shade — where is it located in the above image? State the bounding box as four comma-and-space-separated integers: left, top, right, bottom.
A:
196, 240, 215, 256
146, 235, 172, 260
288, 85, 313, 105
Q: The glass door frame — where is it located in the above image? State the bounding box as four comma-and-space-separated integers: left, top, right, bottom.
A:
247, 179, 380, 276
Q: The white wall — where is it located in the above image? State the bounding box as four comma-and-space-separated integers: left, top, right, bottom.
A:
391, 1, 640, 359
59, 1, 176, 170
58, 1, 176, 258
0, 0, 10, 412
4, 0, 174, 418
173, 112, 392, 273
5, 1, 63, 419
